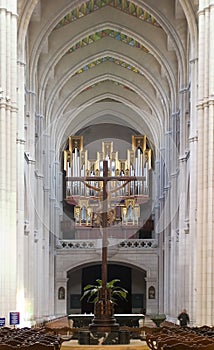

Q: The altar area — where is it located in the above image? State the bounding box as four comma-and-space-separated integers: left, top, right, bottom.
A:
46, 315, 150, 349
65, 314, 147, 348
68, 314, 145, 328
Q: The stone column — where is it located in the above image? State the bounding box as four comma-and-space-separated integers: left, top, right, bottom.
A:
43, 133, 55, 316
178, 87, 190, 234
188, 55, 198, 325
154, 158, 165, 313
0, 1, 18, 324
50, 149, 56, 237
196, 0, 214, 325
163, 129, 175, 317
16, 55, 26, 324
24, 87, 37, 323
168, 115, 180, 317
157, 145, 170, 314
177, 87, 191, 316
34, 171, 45, 320
54, 160, 61, 238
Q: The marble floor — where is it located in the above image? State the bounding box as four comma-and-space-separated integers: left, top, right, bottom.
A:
61, 339, 149, 350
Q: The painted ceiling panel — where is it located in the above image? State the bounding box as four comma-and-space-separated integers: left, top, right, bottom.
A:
54, 0, 162, 30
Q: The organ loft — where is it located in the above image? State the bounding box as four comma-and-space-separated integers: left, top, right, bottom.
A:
63, 135, 152, 240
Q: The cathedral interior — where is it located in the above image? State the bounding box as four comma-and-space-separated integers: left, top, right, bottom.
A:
1, 0, 214, 327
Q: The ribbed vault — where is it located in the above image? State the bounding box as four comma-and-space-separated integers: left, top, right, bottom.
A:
17, 0, 197, 155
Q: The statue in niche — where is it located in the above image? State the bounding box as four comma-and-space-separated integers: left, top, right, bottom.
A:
58, 286, 65, 300
75, 208, 80, 224
136, 139, 143, 154
81, 205, 87, 223
107, 208, 115, 226
87, 210, 91, 224
127, 204, 133, 222
122, 208, 127, 223
93, 212, 101, 227
148, 286, 155, 299
125, 168, 129, 176
72, 140, 80, 155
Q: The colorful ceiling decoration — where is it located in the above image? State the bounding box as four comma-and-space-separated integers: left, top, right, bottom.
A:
55, 0, 161, 29
74, 56, 142, 77
82, 79, 135, 92
67, 29, 149, 54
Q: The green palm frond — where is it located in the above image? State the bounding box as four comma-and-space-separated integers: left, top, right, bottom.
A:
106, 279, 121, 288
81, 279, 128, 304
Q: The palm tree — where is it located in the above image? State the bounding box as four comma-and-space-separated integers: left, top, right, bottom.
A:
80, 279, 128, 305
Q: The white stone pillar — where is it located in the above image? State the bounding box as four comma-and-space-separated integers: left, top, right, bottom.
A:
177, 87, 191, 317
49, 149, 55, 233
177, 154, 189, 296
54, 160, 61, 239
43, 133, 55, 316
196, 0, 214, 325
24, 87, 37, 323
178, 87, 190, 233
187, 55, 198, 325
0, 1, 18, 324
16, 55, 28, 324
34, 172, 44, 320
59, 171, 64, 239
154, 158, 165, 313
164, 129, 174, 317
157, 146, 170, 314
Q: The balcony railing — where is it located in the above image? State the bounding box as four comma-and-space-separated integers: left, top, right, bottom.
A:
56, 238, 158, 250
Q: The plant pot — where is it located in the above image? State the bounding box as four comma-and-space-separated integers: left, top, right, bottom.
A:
150, 314, 166, 327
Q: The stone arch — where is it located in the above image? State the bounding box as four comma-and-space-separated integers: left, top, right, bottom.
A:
52, 107, 160, 163
178, 0, 198, 59
62, 257, 151, 277
44, 49, 169, 127
53, 90, 162, 156
64, 260, 150, 314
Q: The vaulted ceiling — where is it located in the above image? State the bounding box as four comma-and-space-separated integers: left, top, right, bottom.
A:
17, 0, 198, 153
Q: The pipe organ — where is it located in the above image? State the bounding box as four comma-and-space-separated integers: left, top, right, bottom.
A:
64, 135, 151, 228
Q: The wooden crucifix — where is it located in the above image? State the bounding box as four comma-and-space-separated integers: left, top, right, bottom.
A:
67, 160, 142, 332
85, 160, 139, 332
84, 161, 139, 292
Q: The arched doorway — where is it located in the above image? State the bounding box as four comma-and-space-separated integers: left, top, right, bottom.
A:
67, 263, 146, 314
81, 264, 131, 313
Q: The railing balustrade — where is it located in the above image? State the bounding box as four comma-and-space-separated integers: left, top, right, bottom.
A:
56, 238, 157, 250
